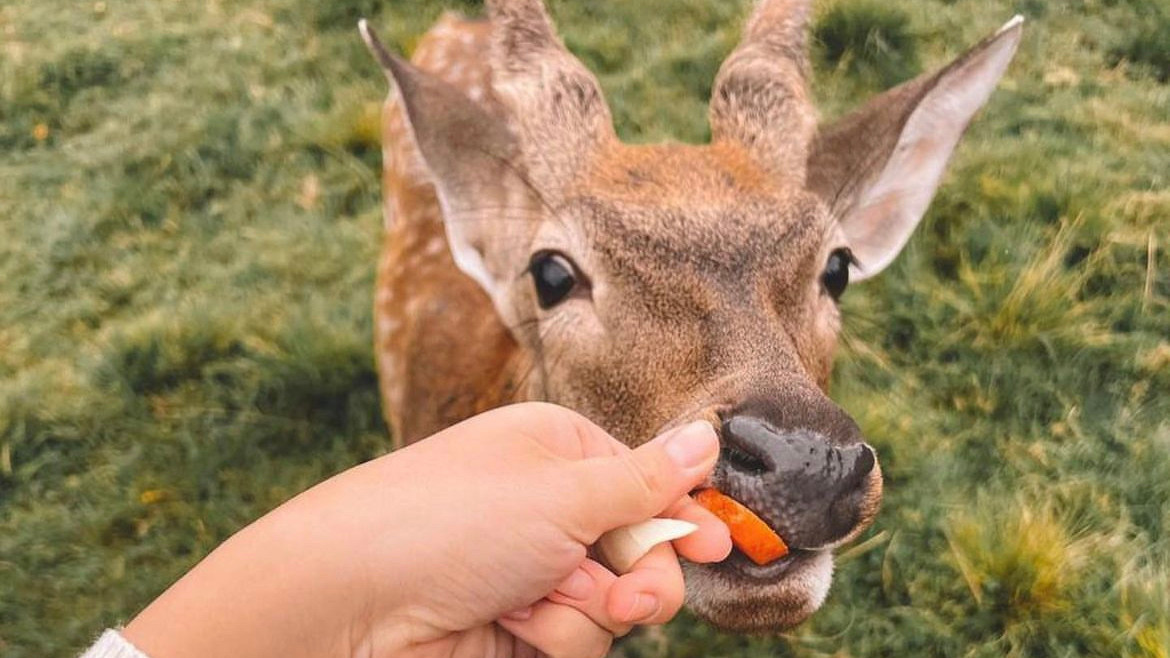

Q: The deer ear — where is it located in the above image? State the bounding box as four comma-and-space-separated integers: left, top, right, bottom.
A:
807, 16, 1024, 280
360, 21, 540, 310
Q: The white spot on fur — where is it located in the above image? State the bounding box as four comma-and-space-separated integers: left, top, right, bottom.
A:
406, 295, 427, 316
377, 316, 401, 338
680, 550, 835, 631
804, 549, 834, 611
424, 238, 446, 256
382, 203, 397, 231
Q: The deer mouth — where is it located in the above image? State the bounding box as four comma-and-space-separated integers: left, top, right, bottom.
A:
676, 480, 837, 631
677, 434, 877, 631
714, 542, 823, 581
652, 406, 881, 631
691, 482, 825, 580
682, 541, 834, 632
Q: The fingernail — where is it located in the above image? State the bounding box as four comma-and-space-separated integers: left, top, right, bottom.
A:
555, 567, 594, 601
619, 593, 661, 623
660, 421, 716, 469
503, 606, 533, 621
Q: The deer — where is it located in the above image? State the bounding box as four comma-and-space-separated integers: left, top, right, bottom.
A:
359, 0, 1023, 633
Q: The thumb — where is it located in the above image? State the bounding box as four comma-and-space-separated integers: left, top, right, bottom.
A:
567, 421, 719, 541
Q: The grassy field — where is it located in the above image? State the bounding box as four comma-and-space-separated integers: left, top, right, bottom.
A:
1, 0, 1167, 655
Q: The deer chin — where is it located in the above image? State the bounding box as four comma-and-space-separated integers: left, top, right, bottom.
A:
682, 547, 833, 632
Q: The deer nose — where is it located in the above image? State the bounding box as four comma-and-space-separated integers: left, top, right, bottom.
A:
716, 397, 880, 550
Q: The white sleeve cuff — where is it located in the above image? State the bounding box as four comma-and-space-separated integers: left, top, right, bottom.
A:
79, 629, 152, 658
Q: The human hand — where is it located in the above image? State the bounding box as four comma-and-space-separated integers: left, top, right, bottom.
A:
123, 402, 731, 658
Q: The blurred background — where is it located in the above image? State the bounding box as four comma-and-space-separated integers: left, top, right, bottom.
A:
1, 0, 1167, 655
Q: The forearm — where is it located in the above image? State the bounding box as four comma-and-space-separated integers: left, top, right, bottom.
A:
122, 458, 416, 658
80, 404, 724, 658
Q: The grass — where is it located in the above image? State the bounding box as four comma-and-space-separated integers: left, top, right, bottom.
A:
1107, 2, 1170, 83
1, 0, 1167, 656
813, 0, 919, 91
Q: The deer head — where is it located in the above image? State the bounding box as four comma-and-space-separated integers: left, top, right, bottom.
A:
362, 0, 1022, 632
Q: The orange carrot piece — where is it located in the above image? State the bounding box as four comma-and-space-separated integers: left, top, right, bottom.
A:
694, 488, 789, 565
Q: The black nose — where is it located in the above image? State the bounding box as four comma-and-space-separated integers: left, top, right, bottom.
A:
717, 394, 880, 550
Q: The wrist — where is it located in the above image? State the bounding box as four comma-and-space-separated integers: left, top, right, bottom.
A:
124, 462, 413, 658
123, 516, 346, 658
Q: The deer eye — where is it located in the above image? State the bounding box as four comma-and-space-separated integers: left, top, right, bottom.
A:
529, 251, 578, 309
822, 248, 853, 301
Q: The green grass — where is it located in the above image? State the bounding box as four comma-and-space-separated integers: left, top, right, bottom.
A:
813, 0, 920, 91
1, 0, 1167, 656
1107, 1, 1170, 83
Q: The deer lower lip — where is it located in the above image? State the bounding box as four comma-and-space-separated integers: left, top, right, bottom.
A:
710, 546, 820, 582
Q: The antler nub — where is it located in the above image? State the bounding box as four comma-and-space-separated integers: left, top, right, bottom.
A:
482, 0, 616, 197
709, 0, 817, 183
486, 0, 561, 71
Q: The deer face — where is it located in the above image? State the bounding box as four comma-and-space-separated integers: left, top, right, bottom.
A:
484, 143, 880, 630
363, 0, 1021, 632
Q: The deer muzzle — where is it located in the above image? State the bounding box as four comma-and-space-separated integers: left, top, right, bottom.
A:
714, 395, 881, 552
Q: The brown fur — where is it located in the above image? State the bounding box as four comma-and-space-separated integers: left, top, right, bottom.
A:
710, 0, 816, 182
374, 15, 527, 443
364, 0, 1022, 632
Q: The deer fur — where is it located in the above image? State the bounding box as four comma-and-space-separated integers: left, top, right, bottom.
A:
363, 1, 1022, 632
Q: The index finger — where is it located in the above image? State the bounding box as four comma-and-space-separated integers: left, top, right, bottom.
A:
663, 495, 733, 564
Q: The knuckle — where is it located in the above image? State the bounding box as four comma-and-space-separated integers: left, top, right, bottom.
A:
592, 637, 615, 658
582, 632, 613, 658
545, 623, 612, 658
597, 608, 634, 637
658, 577, 686, 619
